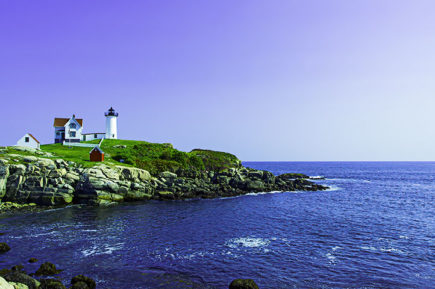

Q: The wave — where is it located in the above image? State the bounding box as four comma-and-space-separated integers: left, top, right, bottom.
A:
325, 185, 341, 191
244, 191, 282, 196
226, 237, 270, 249
309, 176, 325, 180
82, 242, 124, 257
360, 246, 404, 255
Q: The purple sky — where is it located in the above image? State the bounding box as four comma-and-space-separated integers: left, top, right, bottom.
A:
2, 0, 435, 161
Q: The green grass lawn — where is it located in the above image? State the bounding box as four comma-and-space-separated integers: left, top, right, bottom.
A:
5, 139, 241, 174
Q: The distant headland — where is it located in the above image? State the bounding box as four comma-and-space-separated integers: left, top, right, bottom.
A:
0, 108, 327, 211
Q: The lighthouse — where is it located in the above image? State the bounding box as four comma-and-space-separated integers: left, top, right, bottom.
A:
105, 107, 118, 139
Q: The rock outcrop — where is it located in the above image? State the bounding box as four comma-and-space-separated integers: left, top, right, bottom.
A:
229, 279, 259, 289
0, 154, 326, 208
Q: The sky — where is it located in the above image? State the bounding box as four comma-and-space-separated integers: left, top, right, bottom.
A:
1, 0, 435, 161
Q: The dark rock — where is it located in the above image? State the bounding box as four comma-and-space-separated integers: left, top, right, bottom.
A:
34, 262, 61, 276
276, 173, 309, 180
71, 281, 89, 289
0, 242, 10, 253
39, 279, 66, 289
2, 271, 39, 289
11, 264, 24, 272
28, 258, 38, 263
229, 279, 259, 289
71, 275, 96, 289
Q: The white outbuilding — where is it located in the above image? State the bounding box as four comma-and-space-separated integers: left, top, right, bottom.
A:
16, 133, 40, 150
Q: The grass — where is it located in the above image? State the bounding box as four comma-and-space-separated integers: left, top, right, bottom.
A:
2, 139, 242, 175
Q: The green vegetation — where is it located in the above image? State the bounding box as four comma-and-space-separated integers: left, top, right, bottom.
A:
190, 149, 241, 170
2, 139, 241, 175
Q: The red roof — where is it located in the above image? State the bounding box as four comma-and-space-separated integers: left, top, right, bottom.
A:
28, 133, 40, 144
53, 118, 83, 127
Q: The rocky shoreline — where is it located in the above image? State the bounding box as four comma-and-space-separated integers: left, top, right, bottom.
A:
0, 153, 327, 209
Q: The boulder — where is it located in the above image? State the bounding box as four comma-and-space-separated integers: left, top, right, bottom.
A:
0, 277, 14, 289
157, 191, 175, 200
39, 279, 66, 289
9, 282, 29, 289
28, 258, 38, 263
35, 158, 55, 168
34, 262, 61, 276
160, 171, 177, 179
229, 279, 259, 289
119, 167, 151, 182
0, 242, 11, 253
71, 275, 96, 289
276, 173, 309, 180
12, 147, 37, 153
0, 165, 10, 198
71, 281, 89, 289
2, 271, 39, 289
22, 156, 37, 163
245, 180, 265, 191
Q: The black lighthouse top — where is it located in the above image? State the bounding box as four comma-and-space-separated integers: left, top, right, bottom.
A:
105, 107, 119, 117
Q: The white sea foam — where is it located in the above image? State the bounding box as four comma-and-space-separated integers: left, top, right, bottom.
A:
380, 247, 404, 254
360, 245, 404, 254
245, 191, 281, 196
326, 252, 337, 263
226, 237, 271, 249
309, 176, 325, 180
325, 185, 341, 192
82, 242, 124, 257
360, 246, 377, 251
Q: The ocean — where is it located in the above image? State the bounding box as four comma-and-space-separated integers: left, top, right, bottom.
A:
0, 162, 434, 288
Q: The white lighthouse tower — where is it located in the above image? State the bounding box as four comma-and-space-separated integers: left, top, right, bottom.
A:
105, 107, 118, 139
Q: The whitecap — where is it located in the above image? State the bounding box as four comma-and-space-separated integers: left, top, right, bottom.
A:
380, 247, 404, 254
360, 246, 377, 251
226, 237, 270, 249
325, 185, 341, 191
326, 253, 337, 263
245, 191, 281, 196
82, 242, 124, 257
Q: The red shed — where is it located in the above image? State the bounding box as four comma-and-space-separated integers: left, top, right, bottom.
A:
90, 146, 104, 162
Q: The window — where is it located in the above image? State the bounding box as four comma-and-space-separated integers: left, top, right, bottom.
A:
70, 123, 76, 129
112, 134, 115, 138
94, 134, 97, 138
25, 137, 29, 143
70, 131, 76, 137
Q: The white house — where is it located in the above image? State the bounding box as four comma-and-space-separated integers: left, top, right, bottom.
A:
16, 133, 40, 150
53, 115, 83, 144
53, 108, 119, 144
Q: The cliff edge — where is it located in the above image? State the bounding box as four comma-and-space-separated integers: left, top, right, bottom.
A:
0, 141, 327, 209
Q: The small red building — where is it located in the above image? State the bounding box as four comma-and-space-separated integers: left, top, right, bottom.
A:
90, 146, 104, 162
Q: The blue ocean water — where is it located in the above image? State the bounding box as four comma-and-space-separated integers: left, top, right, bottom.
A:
0, 162, 434, 288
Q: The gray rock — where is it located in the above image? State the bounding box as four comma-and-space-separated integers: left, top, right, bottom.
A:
160, 171, 177, 179
23, 156, 37, 163
2, 272, 39, 289
0, 277, 14, 289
